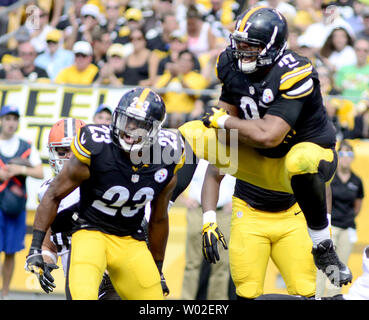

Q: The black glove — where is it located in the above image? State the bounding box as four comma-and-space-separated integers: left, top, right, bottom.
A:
202, 222, 228, 264
25, 247, 58, 294
160, 273, 170, 296
155, 260, 170, 296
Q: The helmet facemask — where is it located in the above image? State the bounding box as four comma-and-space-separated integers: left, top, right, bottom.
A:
111, 106, 164, 152
48, 137, 73, 174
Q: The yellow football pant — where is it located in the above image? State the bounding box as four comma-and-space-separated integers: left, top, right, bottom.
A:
68, 229, 163, 300
230, 197, 316, 299
179, 121, 335, 193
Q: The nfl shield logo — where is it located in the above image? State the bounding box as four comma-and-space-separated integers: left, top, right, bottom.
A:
131, 174, 140, 183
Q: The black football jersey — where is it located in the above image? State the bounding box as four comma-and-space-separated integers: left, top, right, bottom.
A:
71, 124, 185, 237
216, 46, 336, 158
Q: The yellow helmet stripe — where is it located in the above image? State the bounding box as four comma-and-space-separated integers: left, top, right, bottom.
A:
238, 6, 267, 31
136, 88, 151, 110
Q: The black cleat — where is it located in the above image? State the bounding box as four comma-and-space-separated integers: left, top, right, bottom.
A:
312, 239, 352, 287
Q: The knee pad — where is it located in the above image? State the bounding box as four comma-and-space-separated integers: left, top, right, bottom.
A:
285, 142, 335, 180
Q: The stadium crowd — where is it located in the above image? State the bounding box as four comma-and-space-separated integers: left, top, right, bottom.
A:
0, 0, 367, 134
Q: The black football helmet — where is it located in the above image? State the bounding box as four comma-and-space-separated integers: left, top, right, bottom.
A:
111, 87, 166, 152
230, 6, 288, 73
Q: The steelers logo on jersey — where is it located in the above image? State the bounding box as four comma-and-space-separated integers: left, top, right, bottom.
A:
154, 168, 168, 183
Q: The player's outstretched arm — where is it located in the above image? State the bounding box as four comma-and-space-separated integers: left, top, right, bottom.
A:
149, 175, 177, 296
25, 156, 89, 289
201, 164, 227, 264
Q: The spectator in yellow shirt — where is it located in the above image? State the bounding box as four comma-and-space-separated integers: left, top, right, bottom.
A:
154, 49, 209, 128
54, 41, 98, 85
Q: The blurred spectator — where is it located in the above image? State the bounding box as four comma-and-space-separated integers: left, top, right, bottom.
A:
334, 38, 369, 103
320, 26, 357, 73
202, 0, 240, 39
114, 8, 145, 45
64, 3, 101, 49
316, 65, 355, 138
144, 0, 176, 38
0, 105, 44, 300
34, 29, 74, 80
54, 41, 98, 85
121, 28, 156, 86
347, 0, 368, 35
316, 140, 364, 298
157, 30, 200, 76
0, 54, 24, 82
91, 28, 112, 68
258, 0, 296, 22
344, 98, 369, 139
293, 0, 323, 32
92, 104, 112, 125
93, 43, 125, 86
1, 42, 49, 82
154, 49, 209, 128
56, 0, 87, 33
27, 6, 54, 54
356, 7, 369, 41
185, 5, 217, 59
100, 0, 125, 39
146, 12, 179, 56
298, 3, 355, 53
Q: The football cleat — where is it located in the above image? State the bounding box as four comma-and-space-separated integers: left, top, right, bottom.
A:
312, 239, 352, 287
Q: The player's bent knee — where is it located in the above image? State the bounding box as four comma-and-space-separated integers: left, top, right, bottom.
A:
285, 142, 332, 177
235, 281, 263, 299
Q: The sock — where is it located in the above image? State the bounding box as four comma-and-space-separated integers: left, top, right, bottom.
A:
308, 226, 331, 248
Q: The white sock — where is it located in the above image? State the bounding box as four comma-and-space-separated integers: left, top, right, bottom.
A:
308, 226, 331, 248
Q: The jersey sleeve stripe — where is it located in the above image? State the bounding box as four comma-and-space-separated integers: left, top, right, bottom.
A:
71, 135, 91, 165
283, 78, 314, 97
281, 86, 313, 99
279, 64, 312, 90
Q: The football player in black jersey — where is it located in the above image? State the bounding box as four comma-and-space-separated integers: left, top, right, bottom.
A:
179, 6, 352, 298
26, 88, 185, 299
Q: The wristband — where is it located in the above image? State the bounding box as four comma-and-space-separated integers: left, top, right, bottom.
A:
42, 250, 57, 264
31, 230, 46, 250
216, 114, 231, 129
203, 210, 217, 225
22, 166, 27, 175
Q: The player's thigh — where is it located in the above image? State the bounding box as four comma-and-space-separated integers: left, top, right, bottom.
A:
106, 236, 163, 300
229, 197, 272, 298
68, 229, 107, 300
271, 209, 316, 297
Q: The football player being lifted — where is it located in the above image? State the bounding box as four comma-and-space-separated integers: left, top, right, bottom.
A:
26, 88, 185, 299
179, 6, 352, 298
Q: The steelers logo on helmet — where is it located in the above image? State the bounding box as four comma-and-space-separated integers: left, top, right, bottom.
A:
111, 87, 166, 152
48, 118, 86, 174
230, 6, 288, 73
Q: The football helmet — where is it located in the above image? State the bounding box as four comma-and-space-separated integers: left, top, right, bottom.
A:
230, 6, 288, 73
111, 87, 166, 152
48, 118, 86, 174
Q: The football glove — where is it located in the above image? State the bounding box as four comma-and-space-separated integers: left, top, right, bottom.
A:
202, 222, 228, 264
25, 247, 58, 294
202, 107, 230, 129
160, 273, 170, 296
155, 260, 170, 296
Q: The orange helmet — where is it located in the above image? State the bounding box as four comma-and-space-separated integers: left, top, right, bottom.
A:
48, 118, 86, 174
